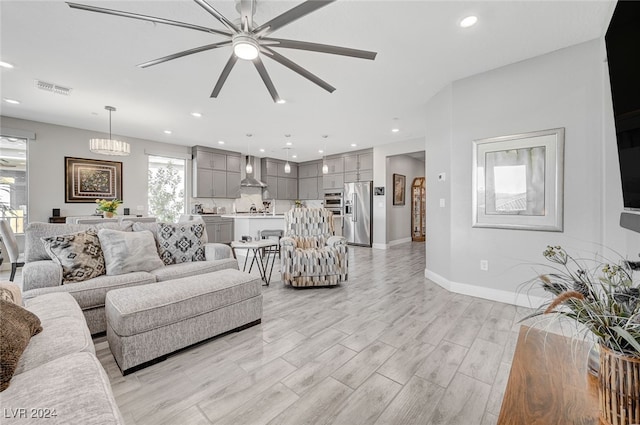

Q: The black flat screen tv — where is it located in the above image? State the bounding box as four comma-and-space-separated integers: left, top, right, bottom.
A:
605, 1, 640, 212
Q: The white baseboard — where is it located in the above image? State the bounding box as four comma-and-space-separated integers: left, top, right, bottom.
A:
372, 243, 388, 250
424, 268, 546, 309
389, 237, 412, 247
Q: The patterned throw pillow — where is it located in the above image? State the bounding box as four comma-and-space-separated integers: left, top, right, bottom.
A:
42, 229, 106, 284
156, 222, 206, 265
0, 283, 22, 306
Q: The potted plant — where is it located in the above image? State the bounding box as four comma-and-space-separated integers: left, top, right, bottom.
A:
526, 245, 639, 425
95, 198, 122, 218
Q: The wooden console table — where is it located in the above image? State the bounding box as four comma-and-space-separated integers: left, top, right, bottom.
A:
498, 325, 602, 425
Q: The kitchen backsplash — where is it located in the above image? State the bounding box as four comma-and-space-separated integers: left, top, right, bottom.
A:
191, 193, 323, 214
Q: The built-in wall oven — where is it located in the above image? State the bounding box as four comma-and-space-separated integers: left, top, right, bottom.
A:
324, 191, 344, 236
323, 191, 343, 216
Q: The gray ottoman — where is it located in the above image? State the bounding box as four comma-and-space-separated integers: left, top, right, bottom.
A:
105, 269, 262, 374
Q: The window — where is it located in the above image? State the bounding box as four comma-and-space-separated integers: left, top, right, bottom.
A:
0, 136, 27, 233
148, 155, 185, 222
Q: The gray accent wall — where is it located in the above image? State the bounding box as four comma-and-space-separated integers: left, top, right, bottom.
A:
424, 38, 640, 301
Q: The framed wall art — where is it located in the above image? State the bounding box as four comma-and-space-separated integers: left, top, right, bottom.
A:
65, 157, 122, 203
472, 128, 564, 231
393, 173, 406, 206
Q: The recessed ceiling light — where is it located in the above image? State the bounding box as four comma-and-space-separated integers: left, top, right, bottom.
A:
318, 149, 324, 154
351, 143, 357, 147
4, 98, 20, 105
163, 130, 172, 135
0, 61, 14, 69
218, 140, 225, 145
276, 99, 286, 104
286, 142, 292, 146
391, 128, 400, 133
191, 112, 202, 118
292, 154, 297, 158
460, 16, 478, 28
259, 148, 265, 152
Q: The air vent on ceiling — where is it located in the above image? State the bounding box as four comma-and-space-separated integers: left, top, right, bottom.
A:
34, 80, 73, 96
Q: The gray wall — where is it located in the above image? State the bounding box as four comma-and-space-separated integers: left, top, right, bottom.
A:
386, 154, 425, 244
424, 38, 640, 303
0, 116, 191, 223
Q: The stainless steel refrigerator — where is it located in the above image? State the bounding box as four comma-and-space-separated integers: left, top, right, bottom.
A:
343, 181, 373, 246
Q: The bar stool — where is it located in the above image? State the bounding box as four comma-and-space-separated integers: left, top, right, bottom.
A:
260, 229, 284, 259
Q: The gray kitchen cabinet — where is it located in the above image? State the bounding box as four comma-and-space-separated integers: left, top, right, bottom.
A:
344, 154, 358, 172
226, 155, 241, 173
265, 176, 279, 198
226, 172, 241, 198
358, 169, 373, 182
217, 221, 233, 243
212, 170, 227, 197
298, 177, 318, 200
201, 216, 234, 244
298, 162, 319, 178
264, 159, 279, 176
277, 178, 287, 200
192, 146, 241, 198
278, 162, 298, 178
286, 177, 298, 200
324, 157, 344, 174
323, 173, 344, 190
344, 171, 358, 183
196, 169, 214, 197
358, 151, 373, 170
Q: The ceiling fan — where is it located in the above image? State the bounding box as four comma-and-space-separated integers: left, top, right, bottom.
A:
67, 0, 377, 102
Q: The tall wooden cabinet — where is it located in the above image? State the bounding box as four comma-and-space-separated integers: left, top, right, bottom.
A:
411, 177, 426, 242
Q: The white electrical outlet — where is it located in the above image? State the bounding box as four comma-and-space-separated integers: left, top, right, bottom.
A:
439, 198, 445, 208
438, 173, 446, 182
480, 260, 489, 271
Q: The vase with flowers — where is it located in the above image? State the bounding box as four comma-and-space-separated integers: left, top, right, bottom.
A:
95, 198, 122, 218
526, 246, 640, 425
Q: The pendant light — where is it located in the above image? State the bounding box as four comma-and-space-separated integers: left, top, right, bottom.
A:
284, 148, 291, 174
321, 135, 329, 174
284, 134, 291, 174
90, 106, 130, 156
245, 133, 253, 174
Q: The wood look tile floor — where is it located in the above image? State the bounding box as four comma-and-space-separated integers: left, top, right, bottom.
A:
8, 242, 540, 425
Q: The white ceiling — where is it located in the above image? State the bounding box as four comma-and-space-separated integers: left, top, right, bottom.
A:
0, 0, 615, 162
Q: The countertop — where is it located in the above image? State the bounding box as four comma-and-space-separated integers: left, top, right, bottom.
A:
221, 214, 285, 219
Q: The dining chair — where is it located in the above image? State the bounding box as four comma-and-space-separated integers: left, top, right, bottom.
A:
0, 219, 25, 282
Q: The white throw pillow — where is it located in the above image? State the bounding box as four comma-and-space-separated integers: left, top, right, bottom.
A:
97, 229, 164, 275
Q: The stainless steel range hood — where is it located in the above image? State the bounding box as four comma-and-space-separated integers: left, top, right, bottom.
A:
240, 156, 267, 188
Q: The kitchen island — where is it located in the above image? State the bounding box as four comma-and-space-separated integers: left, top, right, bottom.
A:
221, 214, 286, 246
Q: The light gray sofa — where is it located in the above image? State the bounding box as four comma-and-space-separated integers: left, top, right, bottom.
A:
2, 292, 124, 425
22, 222, 238, 334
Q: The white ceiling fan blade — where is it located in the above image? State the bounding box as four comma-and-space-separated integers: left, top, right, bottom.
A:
138, 41, 232, 68
193, 0, 239, 33
253, 0, 336, 38
261, 46, 335, 93
263, 38, 377, 60
211, 54, 238, 98
66, 2, 230, 37
240, 0, 255, 31
252, 57, 281, 103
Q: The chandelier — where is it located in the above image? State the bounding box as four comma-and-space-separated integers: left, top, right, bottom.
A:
90, 106, 130, 156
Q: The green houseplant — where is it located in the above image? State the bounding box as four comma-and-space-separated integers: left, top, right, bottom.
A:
527, 246, 640, 425
95, 198, 122, 218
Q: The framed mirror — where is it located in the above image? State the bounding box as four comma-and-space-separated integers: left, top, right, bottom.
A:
472, 128, 564, 231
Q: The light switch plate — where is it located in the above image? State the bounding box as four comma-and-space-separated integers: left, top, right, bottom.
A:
439, 198, 445, 208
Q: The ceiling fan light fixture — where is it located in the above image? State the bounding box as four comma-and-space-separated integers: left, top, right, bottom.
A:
90, 106, 130, 156
233, 34, 259, 60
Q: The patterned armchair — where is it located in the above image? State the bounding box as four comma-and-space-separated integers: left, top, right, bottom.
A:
280, 208, 348, 287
